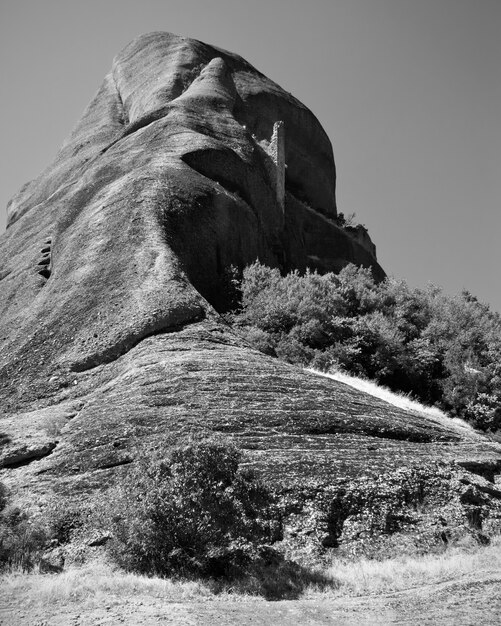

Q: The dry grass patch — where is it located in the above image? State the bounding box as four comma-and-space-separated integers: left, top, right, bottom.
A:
2, 539, 500, 605
314, 537, 501, 597
1, 561, 219, 607
307, 367, 478, 438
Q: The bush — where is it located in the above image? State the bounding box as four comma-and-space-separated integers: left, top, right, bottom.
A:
237, 263, 346, 339
230, 262, 501, 431
0, 484, 47, 571
99, 437, 282, 578
238, 326, 277, 356
45, 499, 88, 546
464, 393, 501, 432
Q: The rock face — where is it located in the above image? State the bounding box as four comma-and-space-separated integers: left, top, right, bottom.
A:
1, 32, 383, 404
1, 32, 500, 556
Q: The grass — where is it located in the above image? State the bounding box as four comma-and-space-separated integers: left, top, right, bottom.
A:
307, 367, 478, 437
1, 560, 218, 606
2, 538, 500, 605
319, 536, 501, 597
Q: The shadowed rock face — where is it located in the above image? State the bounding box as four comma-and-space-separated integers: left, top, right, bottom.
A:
1, 33, 500, 555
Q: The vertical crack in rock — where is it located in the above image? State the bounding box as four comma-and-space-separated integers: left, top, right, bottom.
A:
111, 67, 128, 127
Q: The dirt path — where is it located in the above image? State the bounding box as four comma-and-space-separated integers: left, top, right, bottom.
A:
1, 570, 500, 625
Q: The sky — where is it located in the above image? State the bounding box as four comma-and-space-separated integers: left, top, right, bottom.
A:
1, 0, 500, 311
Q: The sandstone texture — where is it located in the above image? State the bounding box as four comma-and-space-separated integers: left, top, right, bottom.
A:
1, 32, 500, 556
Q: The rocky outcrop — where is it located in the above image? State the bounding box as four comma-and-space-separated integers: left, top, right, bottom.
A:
1, 33, 500, 555
0, 32, 384, 411
2, 322, 501, 556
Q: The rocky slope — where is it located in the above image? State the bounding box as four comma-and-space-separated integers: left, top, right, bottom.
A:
2, 322, 501, 556
1, 32, 500, 556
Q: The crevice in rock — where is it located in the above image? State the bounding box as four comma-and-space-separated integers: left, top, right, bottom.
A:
457, 460, 501, 483
287, 190, 341, 233
460, 476, 501, 499
476, 483, 501, 499
122, 107, 172, 139
106, 57, 211, 154
103, 61, 214, 153
304, 423, 446, 444
1, 442, 57, 468
179, 62, 206, 94
0, 433, 12, 447
180, 148, 253, 208
99, 106, 172, 156
96, 457, 133, 470
0, 268, 12, 282
460, 478, 501, 500
111, 68, 128, 126
101, 60, 218, 156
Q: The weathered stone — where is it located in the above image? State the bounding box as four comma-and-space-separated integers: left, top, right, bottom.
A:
0, 441, 57, 468
39, 548, 65, 573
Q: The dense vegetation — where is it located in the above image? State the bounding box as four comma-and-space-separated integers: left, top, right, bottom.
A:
229, 262, 501, 431
98, 437, 282, 579
0, 482, 47, 571
0, 481, 90, 572
1, 438, 283, 582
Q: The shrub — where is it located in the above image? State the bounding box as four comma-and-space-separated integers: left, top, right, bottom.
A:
464, 393, 501, 432
237, 262, 346, 338
238, 325, 277, 356
275, 336, 315, 365
0, 484, 47, 571
45, 499, 88, 545
99, 437, 282, 578
230, 261, 501, 431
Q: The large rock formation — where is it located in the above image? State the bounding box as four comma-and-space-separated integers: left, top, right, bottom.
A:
1, 32, 383, 401
1, 32, 500, 556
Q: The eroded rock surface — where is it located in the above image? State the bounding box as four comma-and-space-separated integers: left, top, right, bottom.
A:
0, 32, 500, 555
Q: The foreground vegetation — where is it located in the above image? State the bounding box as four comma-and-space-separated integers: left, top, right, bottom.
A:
94, 437, 282, 581
1, 439, 286, 588
228, 262, 501, 431
2, 537, 500, 602
3, 435, 500, 598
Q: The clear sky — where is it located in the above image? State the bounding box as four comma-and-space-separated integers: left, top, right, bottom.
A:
1, 0, 500, 311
